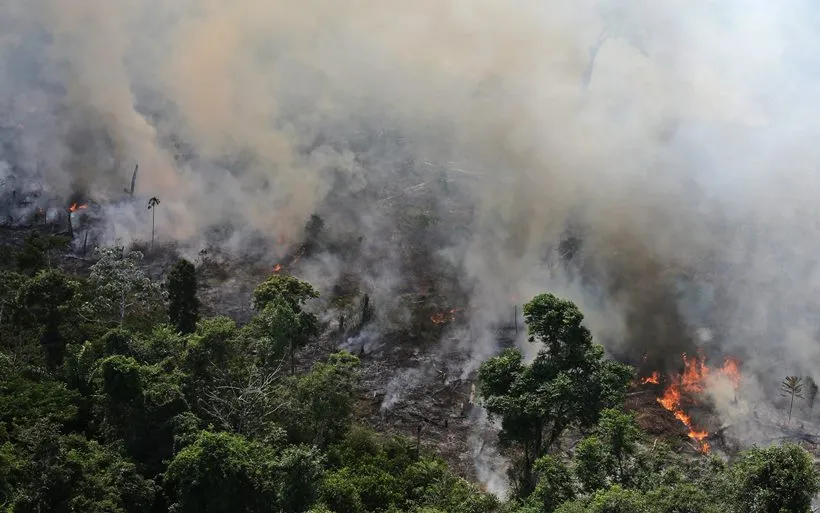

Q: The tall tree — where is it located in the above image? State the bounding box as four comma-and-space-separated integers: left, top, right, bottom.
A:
16, 269, 80, 365
147, 197, 160, 250
252, 274, 319, 374
166, 259, 199, 334
86, 246, 164, 328
781, 376, 804, 426
478, 294, 632, 496
253, 274, 319, 312
597, 408, 641, 485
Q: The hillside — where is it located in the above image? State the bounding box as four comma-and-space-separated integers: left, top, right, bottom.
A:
1, 223, 819, 512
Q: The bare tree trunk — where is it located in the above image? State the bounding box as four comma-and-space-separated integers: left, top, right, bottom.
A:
788, 393, 795, 425
151, 209, 155, 250
514, 304, 518, 334
120, 289, 126, 327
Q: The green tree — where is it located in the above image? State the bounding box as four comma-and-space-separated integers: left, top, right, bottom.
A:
166, 259, 199, 335
182, 316, 242, 389
165, 431, 279, 513
320, 468, 364, 513
15, 269, 80, 365
555, 485, 647, 513
274, 444, 325, 513
574, 437, 609, 494
0, 358, 79, 433
644, 483, 719, 513
725, 443, 818, 513
97, 355, 188, 474
478, 294, 632, 495
252, 274, 319, 375
248, 296, 302, 374
0, 271, 25, 329
529, 456, 575, 513
16, 232, 70, 276
253, 274, 319, 312
281, 352, 360, 448
7, 422, 155, 513
597, 409, 641, 485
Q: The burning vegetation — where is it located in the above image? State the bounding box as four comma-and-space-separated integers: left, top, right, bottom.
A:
68, 202, 87, 213
430, 307, 464, 325
638, 354, 742, 453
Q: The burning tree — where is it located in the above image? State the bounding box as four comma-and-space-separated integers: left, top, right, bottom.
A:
478, 293, 633, 497
781, 376, 804, 426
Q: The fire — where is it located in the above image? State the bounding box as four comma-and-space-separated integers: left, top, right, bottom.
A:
273, 264, 283, 273
681, 353, 709, 393
640, 371, 660, 385
651, 353, 742, 454
431, 308, 461, 325
68, 203, 88, 213
720, 357, 741, 390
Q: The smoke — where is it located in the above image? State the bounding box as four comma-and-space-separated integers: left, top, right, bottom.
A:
4, 0, 820, 485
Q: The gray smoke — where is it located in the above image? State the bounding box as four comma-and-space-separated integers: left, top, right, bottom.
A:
3, 0, 820, 484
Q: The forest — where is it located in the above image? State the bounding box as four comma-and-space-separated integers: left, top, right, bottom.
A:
0, 232, 817, 513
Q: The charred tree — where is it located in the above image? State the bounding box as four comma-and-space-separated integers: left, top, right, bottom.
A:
167, 258, 200, 335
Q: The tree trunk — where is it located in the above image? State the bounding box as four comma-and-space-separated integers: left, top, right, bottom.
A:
120, 288, 126, 327
151, 209, 156, 250
788, 393, 795, 425
290, 340, 295, 376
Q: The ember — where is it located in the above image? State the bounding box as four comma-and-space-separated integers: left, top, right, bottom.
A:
273, 264, 283, 273
431, 308, 462, 325
639, 371, 660, 385
68, 203, 88, 213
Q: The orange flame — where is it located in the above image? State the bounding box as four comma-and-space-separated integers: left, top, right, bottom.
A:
273, 264, 283, 273
640, 371, 660, 385
652, 354, 742, 454
720, 357, 741, 390
68, 203, 88, 213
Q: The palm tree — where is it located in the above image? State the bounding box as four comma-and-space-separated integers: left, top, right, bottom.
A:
147, 197, 160, 250
781, 376, 804, 426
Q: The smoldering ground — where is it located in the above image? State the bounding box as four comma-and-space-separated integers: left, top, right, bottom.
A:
3, 0, 820, 475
